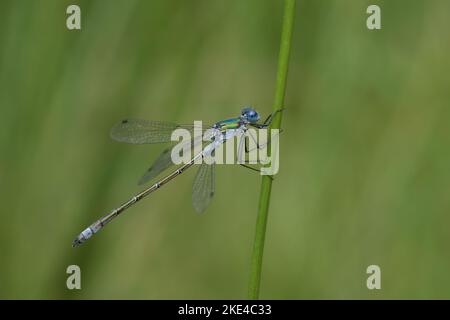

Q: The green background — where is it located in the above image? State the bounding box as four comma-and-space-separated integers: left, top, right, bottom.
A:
0, 0, 449, 299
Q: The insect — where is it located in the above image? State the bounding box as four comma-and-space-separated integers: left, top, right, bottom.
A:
72, 107, 282, 247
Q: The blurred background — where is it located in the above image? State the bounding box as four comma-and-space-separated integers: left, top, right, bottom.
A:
0, 0, 449, 299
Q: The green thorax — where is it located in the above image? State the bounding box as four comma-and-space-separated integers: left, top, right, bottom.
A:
214, 117, 242, 131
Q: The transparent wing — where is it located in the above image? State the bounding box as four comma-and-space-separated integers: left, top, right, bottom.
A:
138, 148, 173, 185
110, 119, 207, 144
192, 162, 215, 213
138, 135, 204, 185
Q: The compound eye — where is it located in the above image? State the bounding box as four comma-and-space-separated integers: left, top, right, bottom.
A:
249, 111, 259, 122
241, 107, 251, 116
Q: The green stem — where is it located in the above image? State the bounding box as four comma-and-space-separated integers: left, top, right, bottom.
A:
248, 0, 296, 300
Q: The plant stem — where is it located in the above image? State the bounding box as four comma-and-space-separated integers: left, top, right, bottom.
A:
248, 0, 296, 300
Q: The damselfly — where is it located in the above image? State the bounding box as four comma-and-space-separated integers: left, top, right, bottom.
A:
72, 107, 281, 247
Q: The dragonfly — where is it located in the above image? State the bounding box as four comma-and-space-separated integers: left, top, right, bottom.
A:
72, 107, 282, 247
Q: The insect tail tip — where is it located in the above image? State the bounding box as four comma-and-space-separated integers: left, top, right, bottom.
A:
72, 236, 83, 248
